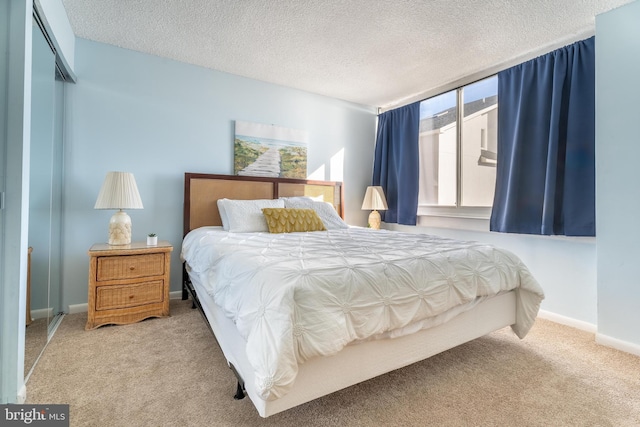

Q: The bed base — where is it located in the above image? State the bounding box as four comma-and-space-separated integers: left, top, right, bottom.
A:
233, 378, 245, 400
183, 267, 517, 418
180, 173, 519, 417
182, 267, 247, 400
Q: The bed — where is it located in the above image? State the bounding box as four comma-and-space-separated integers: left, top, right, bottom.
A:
181, 172, 545, 418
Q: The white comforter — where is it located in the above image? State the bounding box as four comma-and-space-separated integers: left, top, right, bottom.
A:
181, 227, 544, 401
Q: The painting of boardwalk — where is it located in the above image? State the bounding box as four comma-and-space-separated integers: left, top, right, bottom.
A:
234, 120, 308, 179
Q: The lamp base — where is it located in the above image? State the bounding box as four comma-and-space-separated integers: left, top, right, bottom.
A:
108, 210, 132, 245
368, 210, 381, 230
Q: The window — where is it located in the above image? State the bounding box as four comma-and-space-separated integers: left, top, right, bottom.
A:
417, 76, 498, 218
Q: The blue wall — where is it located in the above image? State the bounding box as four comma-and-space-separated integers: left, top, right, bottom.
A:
62, 38, 377, 308
596, 0, 640, 349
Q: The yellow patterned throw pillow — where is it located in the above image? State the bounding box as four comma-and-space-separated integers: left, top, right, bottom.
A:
261, 208, 326, 233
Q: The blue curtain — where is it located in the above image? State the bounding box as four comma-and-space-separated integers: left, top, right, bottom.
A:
490, 37, 595, 236
372, 102, 420, 225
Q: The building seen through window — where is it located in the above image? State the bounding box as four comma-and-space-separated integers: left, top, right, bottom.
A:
418, 76, 498, 212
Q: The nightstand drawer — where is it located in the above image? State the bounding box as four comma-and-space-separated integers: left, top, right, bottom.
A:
95, 280, 165, 310
96, 253, 165, 281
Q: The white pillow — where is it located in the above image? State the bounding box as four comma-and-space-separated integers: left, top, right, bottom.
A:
282, 197, 348, 230
223, 198, 285, 233
217, 199, 230, 231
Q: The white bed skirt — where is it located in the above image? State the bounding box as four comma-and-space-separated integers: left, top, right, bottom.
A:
190, 274, 517, 418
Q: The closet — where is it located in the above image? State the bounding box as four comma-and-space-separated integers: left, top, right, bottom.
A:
24, 12, 66, 380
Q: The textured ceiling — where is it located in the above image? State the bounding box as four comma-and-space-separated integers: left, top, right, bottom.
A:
61, 0, 633, 108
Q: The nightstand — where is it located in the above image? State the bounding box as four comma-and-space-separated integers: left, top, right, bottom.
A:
86, 241, 173, 330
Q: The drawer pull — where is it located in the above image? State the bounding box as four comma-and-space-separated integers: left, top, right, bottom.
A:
129, 266, 135, 271
129, 295, 134, 299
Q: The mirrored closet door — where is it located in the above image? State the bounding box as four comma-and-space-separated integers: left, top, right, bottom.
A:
24, 16, 65, 380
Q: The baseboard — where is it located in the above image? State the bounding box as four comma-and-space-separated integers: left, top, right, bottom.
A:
539, 310, 640, 357
67, 303, 88, 314
596, 333, 640, 357
30, 307, 54, 320
62, 299, 640, 358
17, 384, 26, 404
537, 309, 597, 333
67, 291, 183, 314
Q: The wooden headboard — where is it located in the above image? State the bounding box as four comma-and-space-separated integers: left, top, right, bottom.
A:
183, 173, 344, 236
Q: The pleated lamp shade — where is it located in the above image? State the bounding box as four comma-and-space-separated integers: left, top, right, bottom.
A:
95, 172, 144, 210
361, 186, 388, 230
95, 172, 144, 245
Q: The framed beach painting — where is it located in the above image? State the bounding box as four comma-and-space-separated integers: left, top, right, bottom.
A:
234, 120, 308, 179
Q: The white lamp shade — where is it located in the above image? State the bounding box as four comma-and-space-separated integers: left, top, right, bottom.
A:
95, 172, 143, 245
361, 186, 388, 211
94, 172, 144, 210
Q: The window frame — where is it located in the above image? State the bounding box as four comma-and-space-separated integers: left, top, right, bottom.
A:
417, 75, 498, 220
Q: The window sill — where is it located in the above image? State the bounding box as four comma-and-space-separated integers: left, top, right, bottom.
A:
408, 215, 596, 243
416, 215, 490, 232
417, 205, 492, 220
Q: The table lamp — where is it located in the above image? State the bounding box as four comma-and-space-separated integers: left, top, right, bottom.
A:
361, 186, 388, 230
94, 171, 144, 245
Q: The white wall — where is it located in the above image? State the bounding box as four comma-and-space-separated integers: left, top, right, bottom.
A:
595, 0, 640, 351
62, 38, 377, 309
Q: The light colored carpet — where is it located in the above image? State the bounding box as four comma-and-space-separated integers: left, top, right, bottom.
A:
26, 299, 640, 426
